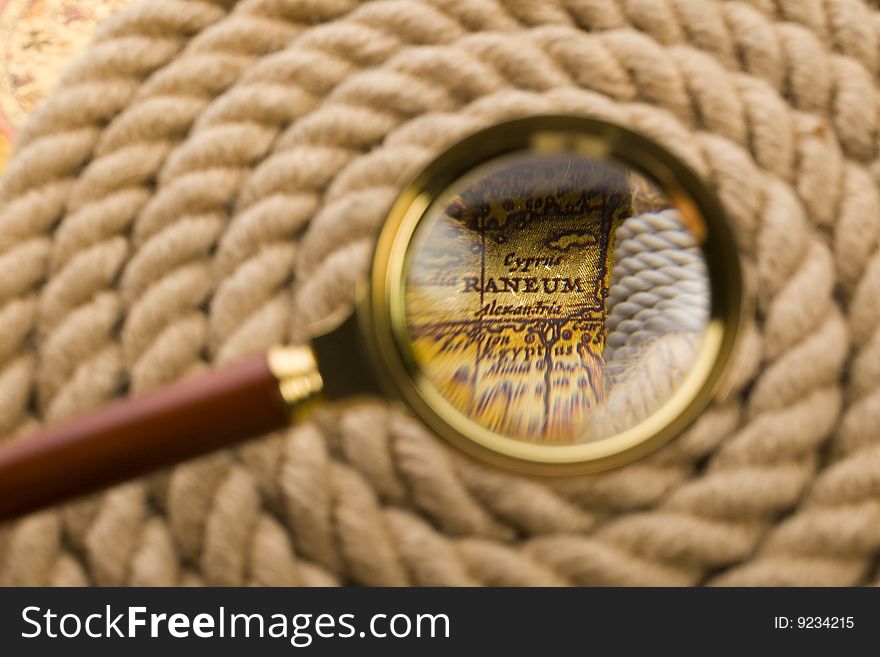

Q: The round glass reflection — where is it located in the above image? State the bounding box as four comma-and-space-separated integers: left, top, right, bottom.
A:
403, 150, 709, 444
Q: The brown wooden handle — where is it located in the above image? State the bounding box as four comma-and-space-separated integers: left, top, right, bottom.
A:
0, 354, 293, 521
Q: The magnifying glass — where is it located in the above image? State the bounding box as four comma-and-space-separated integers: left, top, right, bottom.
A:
0, 115, 744, 520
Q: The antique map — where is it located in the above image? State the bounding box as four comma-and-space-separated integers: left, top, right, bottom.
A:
0, 0, 133, 171
405, 153, 634, 443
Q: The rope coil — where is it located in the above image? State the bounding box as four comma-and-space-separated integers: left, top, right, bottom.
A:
0, 0, 878, 586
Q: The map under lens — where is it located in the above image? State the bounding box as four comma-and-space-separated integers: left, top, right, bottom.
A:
403, 151, 708, 444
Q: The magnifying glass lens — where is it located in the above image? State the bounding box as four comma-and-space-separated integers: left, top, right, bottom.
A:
404, 150, 709, 445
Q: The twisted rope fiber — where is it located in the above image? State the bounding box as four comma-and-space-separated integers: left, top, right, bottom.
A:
605, 209, 709, 366
0, 0, 878, 585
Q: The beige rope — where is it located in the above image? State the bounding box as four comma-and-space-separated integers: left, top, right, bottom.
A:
0, 0, 878, 586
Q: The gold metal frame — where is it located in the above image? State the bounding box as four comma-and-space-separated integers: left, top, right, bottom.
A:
359, 115, 744, 475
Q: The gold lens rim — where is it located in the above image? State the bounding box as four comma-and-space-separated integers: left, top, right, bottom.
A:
360, 115, 744, 475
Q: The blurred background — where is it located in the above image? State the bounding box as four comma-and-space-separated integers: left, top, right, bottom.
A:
0, 0, 133, 172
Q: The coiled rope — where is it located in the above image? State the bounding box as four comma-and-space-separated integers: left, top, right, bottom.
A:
0, 0, 878, 586
606, 208, 709, 368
